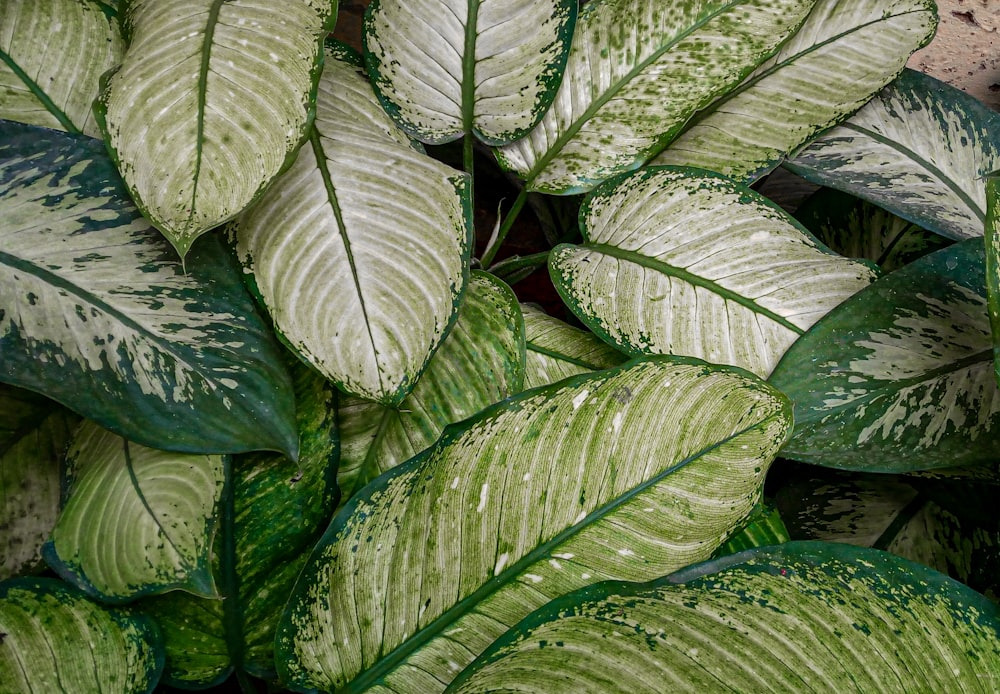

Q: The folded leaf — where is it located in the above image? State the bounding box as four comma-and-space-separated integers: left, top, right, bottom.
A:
95, 0, 336, 256
550, 167, 877, 377
770, 238, 1000, 471
522, 304, 626, 389
277, 356, 792, 692
0, 121, 298, 457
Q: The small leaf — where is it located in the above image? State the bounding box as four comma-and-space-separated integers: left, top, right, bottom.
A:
0, 577, 163, 692
769, 238, 1000, 471
448, 542, 1000, 693
521, 304, 626, 389
550, 167, 877, 377
786, 69, 1000, 241
364, 0, 576, 145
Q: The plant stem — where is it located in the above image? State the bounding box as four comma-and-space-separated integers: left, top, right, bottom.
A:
219, 458, 254, 693
480, 186, 529, 268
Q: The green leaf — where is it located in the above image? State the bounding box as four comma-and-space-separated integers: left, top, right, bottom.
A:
522, 304, 627, 390
550, 167, 877, 378
364, 0, 576, 145
337, 272, 524, 502
786, 69, 1000, 241
987, 172, 1000, 388
650, 0, 936, 182
0, 577, 163, 692
448, 542, 1000, 693
795, 188, 951, 272
0, 386, 78, 580
94, 0, 336, 257
494, 0, 816, 194
769, 238, 1000, 471
0, 0, 123, 138
277, 356, 792, 692
44, 421, 225, 602
713, 501, 789, 558
0, 120, 298, 457
234, 43, 472, 406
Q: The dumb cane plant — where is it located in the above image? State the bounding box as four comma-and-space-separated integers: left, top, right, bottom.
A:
5, 0, 1000, 691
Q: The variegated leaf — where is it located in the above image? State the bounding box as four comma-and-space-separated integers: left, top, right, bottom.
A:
521, 304, 626, 390
0, 121, 298, 457
364, 0, 576, 145
0, 0, 123, 138
44, 420, 225, 602
494, 0, 815, 194
234, 44, 471, 406
448, 543, 1000, 694
550, 167, 877, 378
786, 69, 1000, 241
95, 0, 336, 257
987, 172, 1000, 388
713, 502, 789, 558
276, 357, 792, 692
769, 238, 1000, 471
650, 0, 936, 182
337, 272, 524, 503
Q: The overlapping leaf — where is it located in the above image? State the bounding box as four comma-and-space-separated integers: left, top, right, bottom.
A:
95, 0, 336, 256
550, 167, 877, 377
786, 69, 1000, 241
448, 542, 1000, 693
277, 357, 792, 692
770, 238, 1000, 471
0, 121, 298, 457
234, 44, 472, 406
521, 304, 626, 389
495, 0, 816, 194
0, 0, 123, 138
364, 0, 576, 145
650, 0, 936, 182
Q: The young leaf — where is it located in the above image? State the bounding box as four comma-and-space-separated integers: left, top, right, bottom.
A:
494, 0, 816, 194
650, 0, 936, 182
986, 172, 1000, 388
550, 167, 877, 378
234, 43, 472, 406
448, 542, 1000, 693
94, 0, 337, 257
522, 304, 626, 389
0, 0, 123, 138
786, 69, 1000, 241
364, 0, 576, 145
0, 577, 163, 692
337, 272, 524, 502
0, 121, 298, 457
277, 356, 792, 692
769, 238, 1000, 471
44, 421, 225, 602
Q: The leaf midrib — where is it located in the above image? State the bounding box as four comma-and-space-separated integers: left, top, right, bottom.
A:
526, 341, 613, 370
0, 49, 79, 134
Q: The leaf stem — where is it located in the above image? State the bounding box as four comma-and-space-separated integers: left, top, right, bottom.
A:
219, 457, 252, 692
480, 186, 529, 267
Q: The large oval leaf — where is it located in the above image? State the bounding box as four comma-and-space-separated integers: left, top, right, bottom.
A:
650, 0, 936, 182
448, 542, 1000, 693
95, 0, 336, 257
769, 238, 1000, 471
494, 0, 816, 194
0, 0, 123, 138
44, 420, 225, 602
364, 0, 575, 145
337, 272, 524, 503
550, 167, 877, 378
522, 304, 626, 390
234, 44, 472, 405
785, 69, 1000, 241
0, 120, 297, 457
0, 577, 163, 693
276, 356, 792, 692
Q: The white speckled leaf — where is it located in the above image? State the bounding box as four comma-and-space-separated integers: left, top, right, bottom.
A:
495, 0, 815, 194
0, 121, 297, 457
650, 0, 936, 182
364, 0, 576, 145
448, 542, 1000, 694
550, 167, 877, 378
95, 0, 336, 257
770, 238, 1000, 471
521, 304, 626, 390
986, 173, 1000, 389
44, 420, 224, 602
234, 45, 471, 406
786, 69, 1000, 241
0, 0, 123, 138
276, 357, 792, 692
